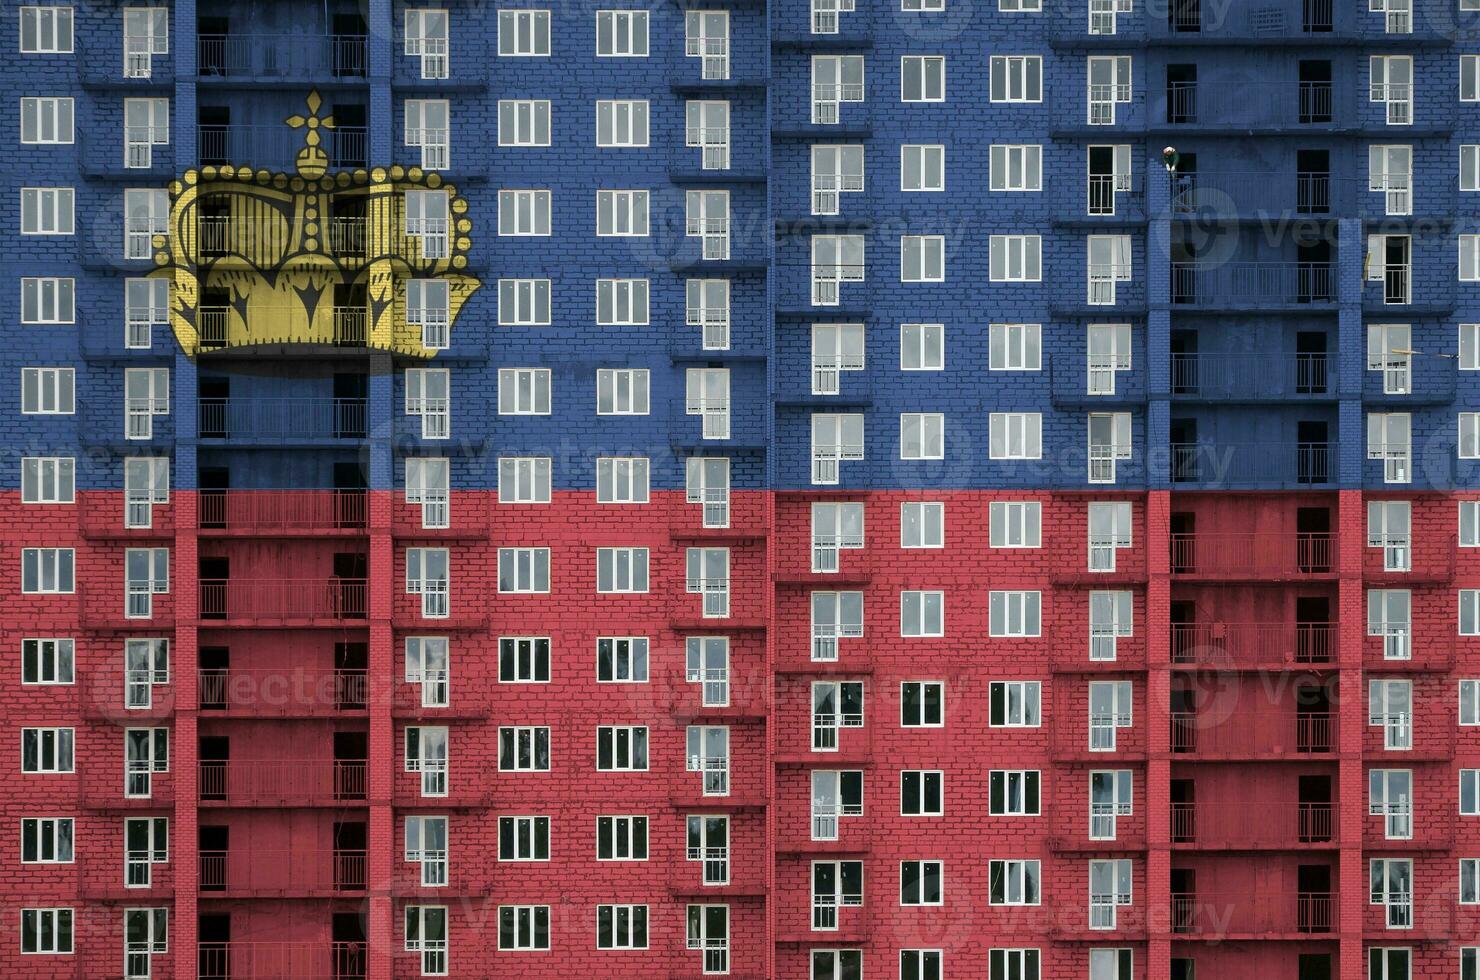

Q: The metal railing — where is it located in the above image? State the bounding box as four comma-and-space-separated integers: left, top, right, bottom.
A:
198, 578, 368, 620
197, 33, 368, 79
1170, 801, 1334, 846
1170, 352, 1332, 399
1171, 892, 1335, 935
197, 397, 367, 440
199, 490, 368, 531
198, 759, 368, 803
198, 668, 368, 714
1169, 531, 1333, 577
1171, 262, 1335, 306
1169, 441, 1336, 487
1165, 80, 1333, 127
1170, 711, 1334, 755
1170, 622, 1335, 666
197, 941, 366, 980
199, 849, 367, 893
198, 124, 367, 170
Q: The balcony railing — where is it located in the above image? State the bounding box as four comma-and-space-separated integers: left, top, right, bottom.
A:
197, 305, 369, 348
1164, 80, 1334, 128
200, 490, 368, 531
199, 848, 367, 894
1171, 801, 1334, 847
198, 578, 368, 621
199, 668, 368, 714
1171, 262, 1335, 307
1169, 532, 1334, 578
1171, 891, 1336, 936
1158, 0, 1335, 36
197, 33, 368, 80
197, 398, 367, 441
1170, 622, 1335, 666
1170, 711, 1334, 756
198, 759, 368, 804
197, 942, 366, 980
1170, 171, 1356, 216
1169, 442, 1336, 488
1169, 353, 1332, 399
198, 124, 367, 171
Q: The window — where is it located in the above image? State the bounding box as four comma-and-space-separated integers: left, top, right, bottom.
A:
812, 950, 862, 978
1369, 145, 1412, 215
1465, 589, 1480, 635
598, 814, 649, 859
405, 280, 450, 350
20, 817, 72, 864
900, 323, 944, 371
687, 100, 730, 170
19, 908, 72, 954
989, 591, 1042, 637
813, 770, 864, 839
22, 548, 74, 593
498, 457, 551, 504
1368, 948, 1410, 980
20, 277, 74, 325
405, 637, 450, 708
901, 770, 943, 815
1089, 859, 1133, 928
901, 590, 944, 636
598, 726, 648, 770
901, 56, 945, 102
1087, 144, 1134, 214
989, 769, 1040, 816
125, 547, 169, 619
1464, 237, 1480, 282
498, 10, 550, 55
1087, 412, 1133, 484
1371, 857, 1414, 927
406, 547, 450, 618
405, 189, 450, 258
405, 726, 449, 797
990, 949, 1040, 980
498, 637, 550, 683
405, 905, 448, 976
1087, 55, 1133, 124
989, 56, 1043, 102
1463, 679, 1479, 725
989, 681, 1041, 726
687, 456, 731, 527
498, 100, 551, 146
499, 905, 550, 951
596, 10, 648, 55
497, 815, 549, 861
1466, 55, 1480, 101
688, 278, 731, 349
1371, 55, 1414, 125
989, 323, 1041, 370
686, 904, 729, 974
1368, 322, 1412, 394
597, 905, 648, 950
812, 501, 864, 572
404, 100, 449, 170
901, 502, 944, 548
124, 638, 168, 710
900, 413, 944, 460
124, 188, 167, 259
1368, 500, 1412, 571
812, 234, 866, 306
498, 727, 550, 771
122, 823, 167, 892
812, 55, 865, 124
900, 860, 942, 905
811, 145, 865, 215
598, 636, 650, 683
405, 457, 450, 528
686, 189, 730, 260
21, 728, 74, 771
20, 187, 74, 234
123, 97, 167, 168
21, 457, 74, 504
687, 637, 729, 707
902, 144, 945, 191
990, 144, 1042, 191
989, 859, 1040, 905
596, 279, 649, 325
1369, 588, 1412, 659
1462, 859, 1479, 904
812, 323, 865, 394
21, 638, 74, 685
596, 190, 649, 236
1370, 768, 1413, 839
1087, 235, 1133, 305
597, 100, 649, 147
21, 367, 74, 414
597, 368, 650, 414
1088, 680, 1133, 751
498, 548, 550, 593
497, 368, 551, 415
812, 590, 864, 660
1466, 146, 1480, 193
404, 9, 449, 79
19, 6, 73, 53
686, 367, 730, 438
687, 725, 730, 795
1465, 769, 1480, 815
902, 950, 943, 980
405, 368, 450, 439
999, 0, 1041, 8
1088, 501, 1133, 571
498, 189, 550, 236
901, 236, 945, 282
989, 413, 1042, 460
811, 860, 864, 928
686, 547, 730, 618
1369, 412, 1412, 483
989, 501, 1042, 548
990, 235, 1042, 281
597, 547, 649, 593
901, 681, 944, 727
124, 727, 168, 798
685, 11, 730, 79
122, 366, 169, 440
1090, 770, 1133, 839
497, 278, 551, 325
597, 457, 650, 503
125, 278, 168, 347
1089, 591, 1133, 661
20, 97, 73, 145
122, 8, 167, 77
1465, 948, 1478, 980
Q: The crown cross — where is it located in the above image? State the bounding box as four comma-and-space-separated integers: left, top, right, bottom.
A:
285, 90, 336, 179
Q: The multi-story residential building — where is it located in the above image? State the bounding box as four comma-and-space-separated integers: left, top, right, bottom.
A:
3, 0, 1480, 978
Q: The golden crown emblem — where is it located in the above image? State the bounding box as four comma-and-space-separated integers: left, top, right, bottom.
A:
151, 91, 480, 357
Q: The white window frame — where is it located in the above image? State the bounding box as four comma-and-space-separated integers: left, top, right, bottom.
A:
901, 144, 945, 192
20, 187, 74, 235
20, 97, 73, 146
498, 100, 551, 146
497, 457, 551, 504
21, 457, 74, 504
497, 10, 551, 56
901, 501, 944, 548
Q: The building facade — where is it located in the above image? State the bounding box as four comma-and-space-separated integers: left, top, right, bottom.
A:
4, 0, 1480, 977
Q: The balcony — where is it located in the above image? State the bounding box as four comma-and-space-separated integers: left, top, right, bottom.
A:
1171, 891, 1336, 938
1152, 0, 1340, 39
199, 667, 368, 716
1170, 801, 1335, 848
1170, 262, 1336, 309
1169, 622, 1335, 668
198, 759, 367, 806
199, 848, 366, 896
197, 397, 368, 443
1158, 80, 1336, 132
198, 942, 366, 980
1169, 532, 1334, 579
1168, 442, 1337, 489
1169, 353, 1335, 401
1171, 171, 1352, 217
198, 578, 368, 625
197, 33, 368, 82
197, 304, 370, 349
1170, 711, 1334, 757
200, 490, 368, 534
199, 124, 368, 171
